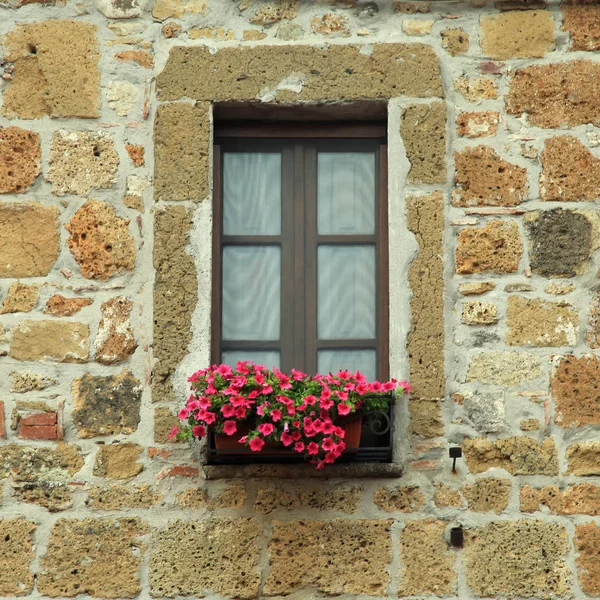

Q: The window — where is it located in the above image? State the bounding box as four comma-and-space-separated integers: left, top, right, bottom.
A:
212, 123, 389, 382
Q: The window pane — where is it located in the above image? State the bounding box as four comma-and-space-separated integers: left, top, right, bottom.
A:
222, 246, 280, 340
223, 152, 281, 235
318, 245, 376, 339
318, 152, 375, 235
222, 351, 280, 370
318, 350, 376, 381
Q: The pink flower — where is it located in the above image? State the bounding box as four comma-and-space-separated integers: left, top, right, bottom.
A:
382, 381, 396, 392
280, 432, 294, 446
203, 411, 217, 424
238, 435, 248, 443
249, 437, 265, 452
322, 420, 336, 434
261, 385, 273, 395
291, 368, 307, 381
337, 403, 351, 416
294, 442, 305, 453
254, 372, 265, 385
192, 424, 206, 437
322, 437, 336, 451
320, 397, 334, 410
222, 420, 237, 436
304, 394, 317, 405
369, 381, 382, 393
235, 407, 247, 419
291, 431, 301, 441
217, 364, 233, 378
336, 391, 348, 401
324, 451, 337, 464
198, 396, 212, 409
168, 426, 179, 439
178, 407, 190, 420
307, 442, 320, 455
221, 404, 236, 418
400, 380, 411, 393
258, 423, 274, 436
270, 409, 282, 422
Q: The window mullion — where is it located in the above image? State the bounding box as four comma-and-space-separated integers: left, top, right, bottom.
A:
304, 145, 318, 375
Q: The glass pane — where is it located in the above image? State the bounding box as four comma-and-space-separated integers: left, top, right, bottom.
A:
222, 351, 280, 370
223, 152, 281, 235
318, 245, 376, 339
222, 246, 280, 340
318, 152, 375, 235
318, 350, 376, 381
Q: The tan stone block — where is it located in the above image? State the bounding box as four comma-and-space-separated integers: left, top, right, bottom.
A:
465, 521, 570, 598
73, 371, 141, 438
0, 518, 35, 596
2, 20, 100, 119
94, 297, 136, 365
409, 399, 444, 437
552, 355, 600, 426
566, 441, 600, 475
154, 407, 179, 444
507, 296, 578, 347
0, 202, 59, 278
87, 484, 162, 510
242, 29, 267, 40
467, 351, 541, 386
46, 130, 118, 197
481, 10, 555, 59
407, 193, 444, 402
0, 443, 83, 482
462, 478, 511, 513
114, 50, 154, 68
453, 146, 527, 207
266, 519, 391, 596
394, 1, 430, 12
456, 111, 499, 138
441, 27, 469, 55
434, 483, 464, 508
462, 301, 499, 325
546, 282, 576, 295
106, 81, 138, 117
507, 60, 600, 128
254, 488, 299, 513
520, 483, 600, 515
178, 485, 247, 509
401, 102, 447, 184
44, 294, 93, 317
125, 144, 145, 167
9, 371, 56, 393
562, 4, 600, 51
66, 200, 135, 280
575, 522, 600, 596
39, 518, 147, 598
398, 519, 456, 596
152, 0, 207, 20
151, 518, 260, 598
463, 437, 558, 475
374, 485, 425, 512
588, 290, 600, 347
459, 281, 496, 296
311, 12, 350, 36
454, 76, 498, 102
457, 220, 523, 274
94, 443, 143, 480
248, 0, 296, 24
10, 320, 89, 363
154, 102, 210, 202
153, 206, 197, 403
298, 486, 361, 513
402, 19, 434, 35
0, 283, 39, 314
189, 26, 235, 40
15, 482, 73, 512
157, 44, 443, 102
520, 417, 540, 431
0, 127, 41, 194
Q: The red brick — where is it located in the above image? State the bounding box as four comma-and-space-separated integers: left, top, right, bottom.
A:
167, 465, 199, 478
18, 425, 58, 440
20, 412, 57, 427
0, 401, 5, 438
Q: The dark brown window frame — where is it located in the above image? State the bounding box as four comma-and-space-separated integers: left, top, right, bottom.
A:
212, 122, 389, 381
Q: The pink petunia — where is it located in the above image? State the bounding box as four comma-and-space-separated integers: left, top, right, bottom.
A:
217, 364, 233, 378
336, 391, 348, 401
307, 442, 320, 455
382, 381, 396, 392
280, 431, 294, 446
304, 394, 317, 405
235, 407, 247, 418
222, 420, 237, 436
258, 423, 274, 436
261, 384, 273, 395
249, 437, 265, 452
238, 435, 248, 443
337, 403, 351, 416
320, 397, 334, 410
322, 437, 336, 451
178, 407, 190, 420
270, 409, 282, 422
291, 431, 301, 441
168, 426, 179, 439
291, 368, 307, 381
221, 404, 236, 418
399, 380, 411, 393
294, 442, 305, 453
192, 424, 206, 437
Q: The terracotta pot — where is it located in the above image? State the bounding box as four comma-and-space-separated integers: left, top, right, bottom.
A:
214, 416, 363, 455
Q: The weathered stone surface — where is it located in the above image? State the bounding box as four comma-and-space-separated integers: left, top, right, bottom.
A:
0, 203, 59, 278
114, 50, 154, 68
462, 301, 499, 325
151, 518, 260, 598
15, 482, 72, 512
546, 282, 576, 295
95, 0, 151, 18
481, 10, 555, 59
552, 355, 600, 426
463, 437, 558, 475
407, 193, 444, 403
454, 76, 498, 102
39, 518, 147, 598
178, 485, 247, 510
453, 146, 527, 207
44, 295, 93, 316
87, 485, 162, 510
277, 22, 304, 40
124, 175, 150, 211
154, 407, 179, 443
562, 3, 600, 51
153, 206, 197, 403
401, 102, 446, 184
521, 483, 600, 515
566, 441, 600, 475
465, 390, 505, 432
0, 127, 41, 194
297, 487, 361, 513
152, 0, 207, 20
506, 60, 600, 128
398, 519, 456, 596
106, 81, 138, 117
409, 399, 443, 437
465, 521, 570, 599
0, 518, 35, 596
520, 417, 541, 431
94, 297, 136, 365
467, 351, 541, 386
0, 283, 39, 314
2, 20, 100, 119
457, 220, 523, 274
402, 19, 434, 35
575, 522, 600, 596
441, 27, 469, 55
94, 443, 143, 479
154, 102, 209, 202
0, 443, 83, 482
459, 281, 496, 296
588, 290, 600, 347
507, 296, 579, 347
266, 519, 391, 596
66, 200, 135, 280
462, 478, 511, 513
46, 131, 118, 197
10, 321, 89, 362
456, 111, 499, 138
9, 371, 56, 393
125, 144, 145, 167
374, 485, 425, 512
158, 44, 444, 102
73, 371, 141, 438
311, 12, 350, 36
254, 489, 298, 513
434, 483, 464, 508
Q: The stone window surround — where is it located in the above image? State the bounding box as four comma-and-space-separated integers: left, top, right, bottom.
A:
152, 43, 446, 477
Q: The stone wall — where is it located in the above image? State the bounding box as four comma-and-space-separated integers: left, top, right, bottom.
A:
0, 0, 599, 598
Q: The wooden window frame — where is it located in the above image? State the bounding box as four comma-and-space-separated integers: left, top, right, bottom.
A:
212, 122, 389, 381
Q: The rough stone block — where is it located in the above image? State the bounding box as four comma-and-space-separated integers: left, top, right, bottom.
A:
87, 484, 162, 510
94, 297, 136, 365
566, 441, 600, 475
38, 518, 147, 598
462, 478, 511, 513
562, 4, 600, 51
398, 519, 456, 596
459, 281, 496, 296
15, 482, 72, 512
408, 399, 444, 437
467, 351, 542, 386
588, 290, 600, 347
94, 443, 143, 480
106, 81, 138, 117
0, 127, 41, 194
456, 220, 523, 274
0, 283, 39, 314
10, 321, 89, 362
456, 111, 499, 138
454, 76, 498, 101
297, 487, 361, 513
0, 518, 35, 596
310, 13, 349, 36
465, 390, 505, 432
125, 144, 145, 167
95, 0, 151, 18
575, 522, 600, 596
154, 407, 179, 444
402, 19, 434, 35
465, 521, 570, 598
441, 27, 469, 55
520, 483, 600, 515
150, 518, 260, 598
265, 519, 391, 596
374, 485, 425, 512
178, 485, 247, 510
115, 50, 154, 68
0, 443, 83, 482
44, 295, 93, 316
462, 301, 499, 325
152, 0, 208, 20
